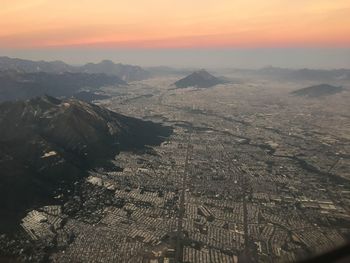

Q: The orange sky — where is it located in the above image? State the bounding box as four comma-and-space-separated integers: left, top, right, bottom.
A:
1, 0, 350, 49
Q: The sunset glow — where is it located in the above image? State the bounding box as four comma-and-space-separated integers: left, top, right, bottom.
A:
1, 0, 350, 49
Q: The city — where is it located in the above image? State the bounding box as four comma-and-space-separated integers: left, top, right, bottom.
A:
8, 74, 349, 262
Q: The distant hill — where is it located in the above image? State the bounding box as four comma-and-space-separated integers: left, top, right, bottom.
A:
173, 70, 226, 89
0, 71, 125, 102
80, 60, 150, 81
291, 84, 344, 98
0, 57, 150, 82
0, 96, 172, 216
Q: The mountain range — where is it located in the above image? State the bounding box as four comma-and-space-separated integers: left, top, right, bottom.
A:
80, 60, 150, 81
0, 56, 150, 82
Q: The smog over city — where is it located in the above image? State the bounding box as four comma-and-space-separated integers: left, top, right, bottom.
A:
0, 1, 350, 263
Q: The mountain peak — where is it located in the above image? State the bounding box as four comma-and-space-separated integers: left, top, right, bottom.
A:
192, 69, 215, 79
173, 69, 224, 89
0, 96, 172, 214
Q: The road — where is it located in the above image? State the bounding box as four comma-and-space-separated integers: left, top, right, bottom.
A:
174, 131, 192, 263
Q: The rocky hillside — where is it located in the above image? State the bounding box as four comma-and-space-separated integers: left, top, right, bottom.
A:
0, 96, 171, 215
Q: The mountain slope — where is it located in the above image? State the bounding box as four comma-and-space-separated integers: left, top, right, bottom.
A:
173, 70, 225, 89
0, 96, 172, 215
291, 84, 344, 98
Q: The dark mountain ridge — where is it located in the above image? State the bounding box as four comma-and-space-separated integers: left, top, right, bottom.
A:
0, 96, 172, 219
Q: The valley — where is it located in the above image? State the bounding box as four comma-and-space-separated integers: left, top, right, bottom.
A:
1, 74, 348, 262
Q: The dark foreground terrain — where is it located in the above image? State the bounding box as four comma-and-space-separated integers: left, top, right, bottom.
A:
0, 96, 172, 234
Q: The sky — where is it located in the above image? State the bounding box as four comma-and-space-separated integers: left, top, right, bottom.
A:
0, 0, 350, 68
